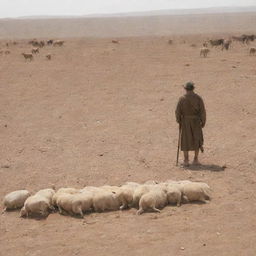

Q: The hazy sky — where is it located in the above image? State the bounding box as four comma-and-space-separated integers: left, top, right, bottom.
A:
0, 0, 255, 18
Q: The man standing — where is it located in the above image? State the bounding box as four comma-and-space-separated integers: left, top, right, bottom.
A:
175, 82, 206, 166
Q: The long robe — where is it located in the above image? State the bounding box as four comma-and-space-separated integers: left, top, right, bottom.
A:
175, 92, 206, 151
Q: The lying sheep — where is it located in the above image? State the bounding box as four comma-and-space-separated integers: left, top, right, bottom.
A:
182, 182, 211, 203
92, 190, 119, 212
22, 53, 33, 61
165, 184, 182, 207
56, 192, 93, 218
144, 180, 158, 185
133, 185, 155, 207
36, 188, 55, 204
3, 190, 30, 211
20, 194, 53, 217
20, 188, 55, 217
137, 187, 167, 215
200, 47, 210, 57
52, 187, 79, 206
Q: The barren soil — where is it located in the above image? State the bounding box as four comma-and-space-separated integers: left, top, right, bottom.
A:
0, 27, 256, 255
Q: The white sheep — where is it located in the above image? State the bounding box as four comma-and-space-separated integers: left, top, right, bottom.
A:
20, 194, 53, 217
20, 188, 55, 217
35, 188, 55, 204
3, 190, 30, 211
137, 187, 167, 215
144, 180, 158, 185
52, 187, 79, 206
182, 182, 211, 203
165, 184, 182, 206
56, 192, 93, 218
133, 184, 157, 207
92, 190, 119, 212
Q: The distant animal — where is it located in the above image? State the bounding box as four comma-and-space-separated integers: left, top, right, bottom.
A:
200, 47, 210, 57
249, 47, 256, 55
168, 39, 173, 45
222, 39, 231, 50
53, 40, 64, 46
4, 50, 10, 55
38, 41, 45, 48
209, 39, 224, 47
202, 42, 208, 47
31, 48, 39, 54
22, 53, 33, 61
232, 35, 250, 44
46, 54, 51, 60
112, 40, 119, 44
47, 40, 53, 45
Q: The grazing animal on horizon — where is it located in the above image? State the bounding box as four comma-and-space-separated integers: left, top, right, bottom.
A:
209, 39, 224, 47
200, 47, 210, 57
22, 53, 33, 61
47, 40, 53, 45
31, 47, 39, 54
249, 47, 256, 55
53, 40, 64, 46
112, 40, 119, 44
222, 39, 231, 50
46, 54, 51, 60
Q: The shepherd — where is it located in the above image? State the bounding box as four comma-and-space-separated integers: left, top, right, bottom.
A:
175, 82, 206, 167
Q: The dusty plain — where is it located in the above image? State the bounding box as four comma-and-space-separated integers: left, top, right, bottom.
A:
0, 12, 256, 256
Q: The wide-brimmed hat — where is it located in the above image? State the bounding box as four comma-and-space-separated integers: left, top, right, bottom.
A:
184, 81, 195, 90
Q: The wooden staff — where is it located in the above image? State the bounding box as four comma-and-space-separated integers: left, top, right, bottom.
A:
176, 124, 181, 166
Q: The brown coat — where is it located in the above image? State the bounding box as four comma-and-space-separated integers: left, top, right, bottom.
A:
175, 92, 206, 151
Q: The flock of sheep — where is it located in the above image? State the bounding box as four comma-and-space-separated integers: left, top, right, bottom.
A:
0, 39, 65, 61
198, 34, 256, 58
3, 180, 211, 219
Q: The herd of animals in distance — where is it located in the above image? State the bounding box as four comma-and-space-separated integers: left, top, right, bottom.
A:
0, 34, 256, 61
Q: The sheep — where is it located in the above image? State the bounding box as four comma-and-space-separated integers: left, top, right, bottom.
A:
20, 194, 53, 217
46, 54, 51, 60
35, 188, 55, 204
22, 53, 33, 61
222, 39, 231, 50
165, 184, 182, 207
47, 40, 53, 45
137, 187, 168, 215
181, 182, 211, 203
52, 187, 80, 206
53, 40, 64, 46
249, 47, 256, 56
209, 39, 224, 47
3, 190, 30, 212
31, 47, 39, 54
20, 188, 55, 217
200, 47, 210, 58
92, 190, 119, 212
144, 180, 158, 185
56, 192, 94, 218
133, 184, 160, 207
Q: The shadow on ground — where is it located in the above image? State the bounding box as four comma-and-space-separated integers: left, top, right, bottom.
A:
183, 164, 227, 172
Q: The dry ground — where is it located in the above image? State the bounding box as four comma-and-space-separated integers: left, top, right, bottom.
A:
0, 35, 256, 256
